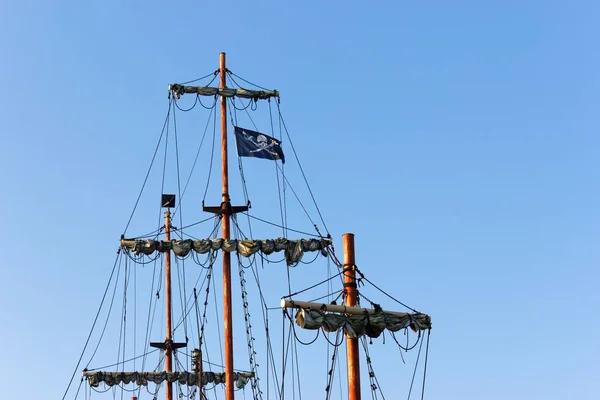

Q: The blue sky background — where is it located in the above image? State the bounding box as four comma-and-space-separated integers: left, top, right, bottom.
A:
1, 1, 599, 399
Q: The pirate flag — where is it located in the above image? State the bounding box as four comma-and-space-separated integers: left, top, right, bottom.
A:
234, 126, 285, 164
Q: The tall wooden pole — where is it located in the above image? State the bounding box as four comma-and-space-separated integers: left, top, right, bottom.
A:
343, 233, 361, 400
164, 210, 174, 400
219, 52, 235, 400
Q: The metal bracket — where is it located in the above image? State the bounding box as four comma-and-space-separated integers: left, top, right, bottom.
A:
150, 340, 187, 351
203, 200, 249, 216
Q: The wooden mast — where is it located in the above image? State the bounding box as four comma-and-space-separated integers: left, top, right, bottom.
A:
219, 52, 235, 400
164, 210, 174, 400
343, 233, 361, 400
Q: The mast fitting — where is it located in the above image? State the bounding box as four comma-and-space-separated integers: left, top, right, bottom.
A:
203, 201, 248, 216
150, 339, 187, 351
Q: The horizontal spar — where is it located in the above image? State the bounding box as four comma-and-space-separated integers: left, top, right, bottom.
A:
83, 371, 254, 389
282, 298, 432, 336
169, 84, 279, 100
281, 299, 419, 318
120, 237, 331, 266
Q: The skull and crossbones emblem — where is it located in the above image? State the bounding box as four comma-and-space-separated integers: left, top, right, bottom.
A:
243, 131, 280, 156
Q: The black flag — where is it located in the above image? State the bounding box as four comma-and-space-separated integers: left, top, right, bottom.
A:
234, 126, 285, 164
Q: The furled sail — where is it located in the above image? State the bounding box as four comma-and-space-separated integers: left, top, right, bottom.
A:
169, 84, 279, 100
281, 299, 431, 339
83, 371, 254, 390
294, 308, 431, 338
120, 238, 331, 266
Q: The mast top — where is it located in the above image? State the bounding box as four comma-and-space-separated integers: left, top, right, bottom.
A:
169, 52, 278, 100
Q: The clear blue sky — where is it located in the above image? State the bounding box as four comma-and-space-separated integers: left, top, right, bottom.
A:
1, 1, 599, 399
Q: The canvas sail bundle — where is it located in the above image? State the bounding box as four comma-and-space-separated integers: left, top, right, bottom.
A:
294, 308, 432, 338
121, 237, 331, 266
169, 84, 279, 100
83, 371, 253, 389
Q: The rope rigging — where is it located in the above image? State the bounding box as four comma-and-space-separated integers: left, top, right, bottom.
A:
122, 100, 171, 235
324, 329, 342, 400
203, 103, 218, 203
173, 103, 216, 218
240, 212, 322, 237
84, 252, 125, 369
406, 329, 425, 400
179, 70, 219, 85
61, 249, 122, 400
226, 69, 331, 241
361, 336, 386, 400
229, 69, 340, 395
276, 101, 331, 238
116, 258, 130, 377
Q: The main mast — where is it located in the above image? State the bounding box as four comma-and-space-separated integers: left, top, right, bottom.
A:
343, 233, 361, 400
218, 52, 236, 400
